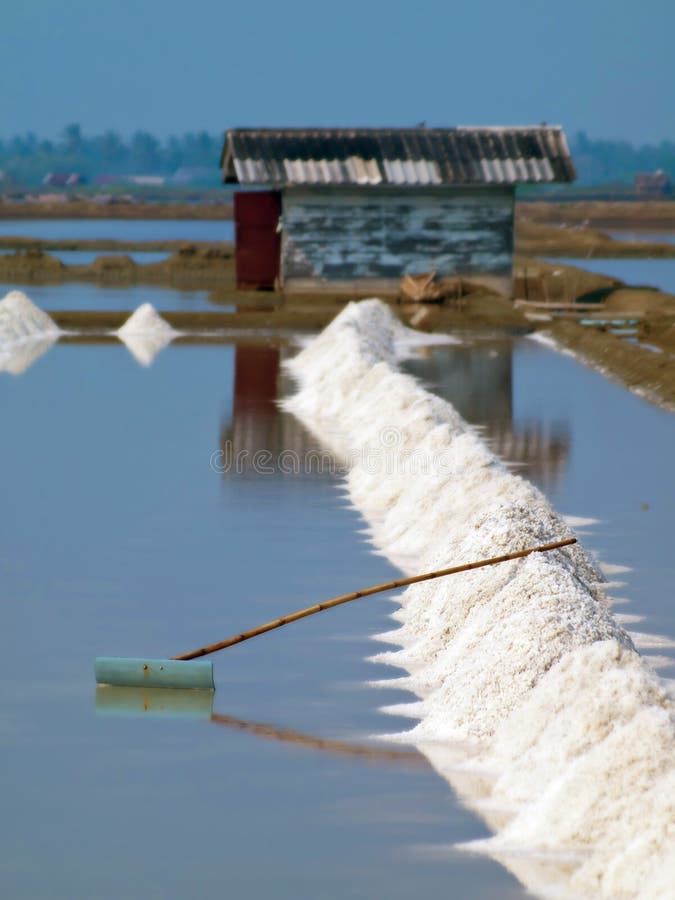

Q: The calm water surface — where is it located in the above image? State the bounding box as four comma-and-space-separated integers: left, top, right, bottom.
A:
552, 256, 675, 294
0, 250, 171, 264
608, 230, 675, 244
1, 303, 673, 898
0, 281, 219, 312
0, 218, 234, 242
0, 337, 520, 900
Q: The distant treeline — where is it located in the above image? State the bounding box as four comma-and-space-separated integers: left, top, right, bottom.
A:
571, 132, 675, 186
0, 124, 674, 189
0, 124, 223, 187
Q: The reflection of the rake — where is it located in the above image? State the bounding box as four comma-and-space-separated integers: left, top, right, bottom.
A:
211, 713, 426, 768
95, 685, 425, 769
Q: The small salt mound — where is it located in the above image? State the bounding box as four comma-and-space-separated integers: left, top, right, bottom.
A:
0, 290, 59, 344
117, 303, 177, 367
0, 291, 60, 374
285, 298, 675, 899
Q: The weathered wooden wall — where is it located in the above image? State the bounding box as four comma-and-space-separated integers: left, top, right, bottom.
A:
280, 186, 515, 293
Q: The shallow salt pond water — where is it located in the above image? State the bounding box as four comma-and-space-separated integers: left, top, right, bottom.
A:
550, 255, 675, 295
0, 282, 222, 312
0, 249, 171, 264
608, 230, 675, 245
0, 217, 234, 242
1, 319, 673, 898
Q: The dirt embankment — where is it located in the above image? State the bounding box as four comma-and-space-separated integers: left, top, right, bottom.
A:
514, 257, 620, 303
515, 219, 675, 258
515, 254, 675, 411
514, 257, 675, 319
545, 320, 675, 410
49, 293, 526, 336
0, 245, 236, 288
519, 200, 675, 231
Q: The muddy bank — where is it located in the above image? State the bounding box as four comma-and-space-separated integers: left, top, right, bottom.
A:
519, 200, 675, 231
514, 257, 675, 316
515, 220, 675, 258
0, 245, 235, 288
48, 293, 527, 334
514, 257, 620, 303
542, 320, 675, 410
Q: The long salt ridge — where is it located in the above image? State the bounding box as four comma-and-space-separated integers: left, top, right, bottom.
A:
283, 299, 675, 899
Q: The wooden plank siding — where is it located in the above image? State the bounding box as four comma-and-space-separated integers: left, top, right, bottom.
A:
280, 186, 515, 294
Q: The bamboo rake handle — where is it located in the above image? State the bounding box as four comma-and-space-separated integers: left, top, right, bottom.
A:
173, 537, 577, 661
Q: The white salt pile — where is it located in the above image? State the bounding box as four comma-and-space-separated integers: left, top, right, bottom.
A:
0, 290, 60, 374
116, 303, 178, 367
284, 299, 675, 899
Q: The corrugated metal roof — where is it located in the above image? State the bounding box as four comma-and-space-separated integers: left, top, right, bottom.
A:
221, 127, 575, 187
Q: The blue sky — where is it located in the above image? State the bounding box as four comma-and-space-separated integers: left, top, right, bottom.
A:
2, 0, 673, 142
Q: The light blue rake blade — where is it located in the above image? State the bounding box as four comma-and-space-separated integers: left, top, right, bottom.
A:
95, 657, 215, 691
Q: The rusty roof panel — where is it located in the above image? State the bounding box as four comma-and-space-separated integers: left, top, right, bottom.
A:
221, 127, 575, 187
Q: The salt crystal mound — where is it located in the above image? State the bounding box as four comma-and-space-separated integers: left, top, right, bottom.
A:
0, 290, 60, 373
116, 303, 178, 367
283, 299, 675, 899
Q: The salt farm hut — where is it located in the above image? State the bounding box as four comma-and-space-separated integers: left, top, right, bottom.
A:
220, 127, 575, 294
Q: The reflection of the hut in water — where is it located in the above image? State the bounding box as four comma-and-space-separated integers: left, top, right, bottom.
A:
219, 342, 336, 478
220, 341, 570, 489
403, 343, 570, 489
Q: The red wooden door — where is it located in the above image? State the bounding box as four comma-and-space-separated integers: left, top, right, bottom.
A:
234, 191, 281, 290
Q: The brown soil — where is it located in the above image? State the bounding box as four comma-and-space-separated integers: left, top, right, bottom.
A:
0, 245, 235, 288
514, 256, 675, 314
545, 320, 675, 410
519, 200, 675, 231
638, 315, 675, 354
515, 219, 675, 258
514, 257, 620, 303
49, 292, 527, 335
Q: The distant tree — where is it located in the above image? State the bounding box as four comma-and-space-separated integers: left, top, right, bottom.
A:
61, 123, 83, 156
94, 130, 127, 169
164, 135, 184, 172
130, 131, 160, 172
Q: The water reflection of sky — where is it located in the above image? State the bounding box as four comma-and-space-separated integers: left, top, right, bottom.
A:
0, 249, 171, 264
0, 282, 218, 312
0, 217, 234, 242
608, 230, 675, 244
550, 256, 675, 294
0, 333, 673, 900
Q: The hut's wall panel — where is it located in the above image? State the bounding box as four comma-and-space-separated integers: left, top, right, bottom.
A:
280, 187, 515, 289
